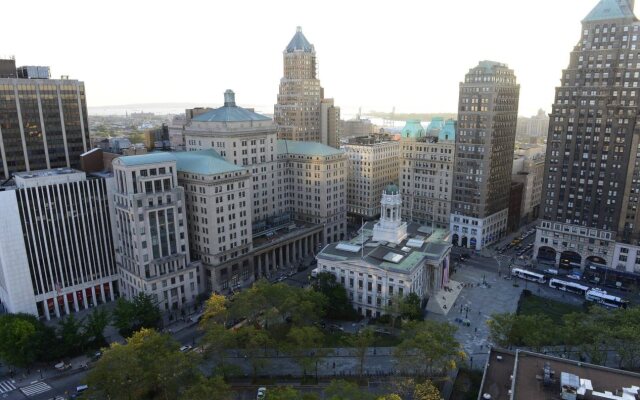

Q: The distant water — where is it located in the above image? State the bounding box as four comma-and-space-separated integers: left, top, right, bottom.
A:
88, 103, 275, 117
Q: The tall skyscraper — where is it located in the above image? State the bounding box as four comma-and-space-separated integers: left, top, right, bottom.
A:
535, 0, 640, 274
275, 27, 339, 147
0, 58, 90, 179
450, 61, 520, 250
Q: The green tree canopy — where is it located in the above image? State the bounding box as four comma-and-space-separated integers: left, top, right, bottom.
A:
313, 272, 358, 320
86, 328, 197, 400
394, 321, 464, 376
179, 375, 234, 400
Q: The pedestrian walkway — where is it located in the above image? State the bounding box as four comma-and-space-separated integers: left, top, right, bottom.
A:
426, 279, 463, 316
0, 379, 16, 394
20, 382, 51, 397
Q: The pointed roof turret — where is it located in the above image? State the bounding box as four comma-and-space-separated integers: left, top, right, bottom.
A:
285, 26, 315, 53
583, 0, 635, 22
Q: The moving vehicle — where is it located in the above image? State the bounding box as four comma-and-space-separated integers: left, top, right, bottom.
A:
257, 387, 267, 400
549, 278, 590, 296
179, 345, 193, 352
511, 268, 547, 283
585, 289, 629, 309
76, 385, 89, 393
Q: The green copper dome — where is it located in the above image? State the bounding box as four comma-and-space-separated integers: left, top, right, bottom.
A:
401, 119, 425, 139
384, 183, 399, 195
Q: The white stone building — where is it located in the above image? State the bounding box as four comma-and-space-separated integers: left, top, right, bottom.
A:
0, 168, 118, 319
316, 185, 452, 317
112, 154, 200, 311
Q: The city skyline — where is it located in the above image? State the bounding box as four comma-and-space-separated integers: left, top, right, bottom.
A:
1, 0, 612, 116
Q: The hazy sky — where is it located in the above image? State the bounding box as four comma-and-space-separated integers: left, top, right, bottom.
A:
1, 0, 614, 116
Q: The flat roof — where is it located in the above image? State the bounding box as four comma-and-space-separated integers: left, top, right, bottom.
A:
117, 152, 176, 166
479, 348, 640, 400
14, 167, 81, 179
317, 222, 451, 274
174, 149, 245, 175
277, 139, 344, 157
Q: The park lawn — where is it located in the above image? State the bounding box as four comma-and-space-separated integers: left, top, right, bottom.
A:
518, 294, 583, 324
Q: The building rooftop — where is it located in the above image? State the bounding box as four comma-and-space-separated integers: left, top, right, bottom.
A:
285, 26, 314, 53
583, 0, 635, 22
277, 139, 344, 157
14, 168, 80, 179
191, 91, 271, 123
384, 183, 399, 195
426, 117, 445, 133
401, 119, 425, 139
479, 348, 640, 400
477, 60, 508, 71
174, 149, 245, 175
117, 152, 177, 166
317, 223, 451, 274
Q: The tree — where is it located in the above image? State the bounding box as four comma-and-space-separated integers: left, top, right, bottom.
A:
180, 375, 234, 400
394, 321, 464, 376
377, 395, 403, 400
200, 323, 238, 378
325, 379, 373, 400
312, 272, 358, 320
286, 326, 326, 380
86, 328, 198, 400
112, 297, 136, 336
201, 294, 228, 325
0, 314, 39, 368
399, 293, 423, 321
514, 315, 556, 352
235, 326, 273, 381
113, 294, 162, 337
350, 327, 375, 378
58, 314, 87, 356
414, 381, 442, 400
486, 313, 516, 348
266, 386, 321, 400
384, 295, 404, 329
84, 308, 110, 348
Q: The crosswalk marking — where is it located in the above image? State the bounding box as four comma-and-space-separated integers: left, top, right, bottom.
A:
20, 382, 52, 397
0, 380, 16, 394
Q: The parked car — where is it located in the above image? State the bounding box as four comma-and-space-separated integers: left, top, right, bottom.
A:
257, 387, 267, 400
54, 362, 72, 371
179, 345, 193, 352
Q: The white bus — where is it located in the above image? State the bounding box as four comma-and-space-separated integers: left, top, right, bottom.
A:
548, 278, 590, 296
511, 268, 547, 283
585, 289, 629, 309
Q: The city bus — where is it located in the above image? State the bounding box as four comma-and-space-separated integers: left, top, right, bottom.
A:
585, 289, 629, 309
548, 278, 590, 296
511, 268, 547, 284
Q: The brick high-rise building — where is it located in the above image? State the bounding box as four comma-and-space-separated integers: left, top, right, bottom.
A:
275, 27, 339, 147
535, 0, 640, 277
450, 61, 520, 250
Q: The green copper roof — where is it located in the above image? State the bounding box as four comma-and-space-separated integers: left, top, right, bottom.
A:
401, 119, 425, 139
583, 0, 635, 21
384, 183, 399, 195
285, 26, 314, 53
192, 90, 271, 123
439, 119, 456, 142
277, 140, 344, 157
174, 150, 244, 175
426, 117, 445, 133
118, 152, 176, 166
